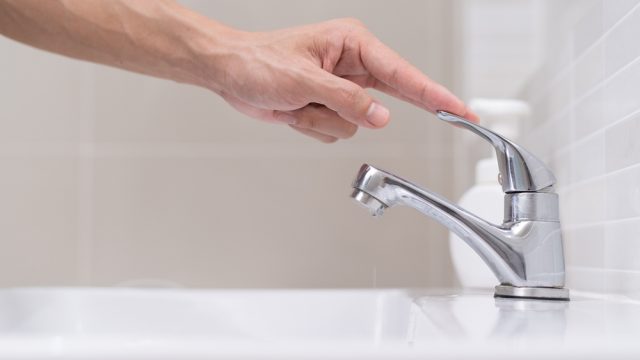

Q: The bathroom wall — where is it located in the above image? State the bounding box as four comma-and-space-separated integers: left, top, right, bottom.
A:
0, 0, 459, 288
518, 0, 640, 297
456, 0, 640, 297
449, 0, 546, 197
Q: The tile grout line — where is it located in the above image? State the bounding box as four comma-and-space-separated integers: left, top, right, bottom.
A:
551, 106, 640, 164
571, 0, 640, 70
557, 127, 640, 191
528, 2, 640, 119
568, 265, 640, 276
571, 50, 640, 110
521, 2, 640, 299
562, 215, 640, 230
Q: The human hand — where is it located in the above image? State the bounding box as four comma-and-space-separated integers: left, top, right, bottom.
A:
206, 18, 478, 143
0, 1, 475, 143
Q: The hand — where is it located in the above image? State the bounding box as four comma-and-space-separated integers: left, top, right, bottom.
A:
208, 18, 478, 143
0, 0, 475, 142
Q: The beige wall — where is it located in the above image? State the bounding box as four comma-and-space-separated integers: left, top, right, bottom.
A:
0, 0, 458, 288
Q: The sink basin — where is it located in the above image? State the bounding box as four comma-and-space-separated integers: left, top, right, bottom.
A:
0, 287, 638, 359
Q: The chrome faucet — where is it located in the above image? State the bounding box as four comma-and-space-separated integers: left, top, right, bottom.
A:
351, 111, 569, 300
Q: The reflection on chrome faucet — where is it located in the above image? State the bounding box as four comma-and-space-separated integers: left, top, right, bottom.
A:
351, 111, 569, 300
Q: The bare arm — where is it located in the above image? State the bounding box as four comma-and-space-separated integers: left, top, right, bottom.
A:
0, 0, 233, 90
0, 0, 477, 142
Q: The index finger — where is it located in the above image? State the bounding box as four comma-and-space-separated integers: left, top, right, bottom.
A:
359, 33, 477, 121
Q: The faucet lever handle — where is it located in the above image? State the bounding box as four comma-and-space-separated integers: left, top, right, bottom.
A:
436, 110, 555, 193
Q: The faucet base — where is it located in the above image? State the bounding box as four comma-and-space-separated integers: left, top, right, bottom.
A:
494, 285, 570, 301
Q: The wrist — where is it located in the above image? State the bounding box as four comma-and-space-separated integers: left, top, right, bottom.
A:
158, 2, 245, 93
171, 8, 247, 93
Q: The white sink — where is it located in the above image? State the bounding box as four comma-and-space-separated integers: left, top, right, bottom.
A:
0, 287, 638, 359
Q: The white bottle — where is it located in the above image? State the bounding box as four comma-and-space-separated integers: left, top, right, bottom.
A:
449, 155, 503, 288
449, 99, 530, 289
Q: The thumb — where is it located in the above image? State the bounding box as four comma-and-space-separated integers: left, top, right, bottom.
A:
307, 69, 390, 129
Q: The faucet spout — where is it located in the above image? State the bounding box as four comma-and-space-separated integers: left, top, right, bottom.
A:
351, 163, 568, 299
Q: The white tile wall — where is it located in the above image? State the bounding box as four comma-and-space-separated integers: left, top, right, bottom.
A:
518, 0, 640, 297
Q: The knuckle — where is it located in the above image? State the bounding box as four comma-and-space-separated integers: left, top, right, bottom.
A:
292, 110, 315, 130
337, 84, 362, 105
335, 83, 373, 122
272, 111, 293, 124
365, 77, 379, 89
419, 80, 433, 99
388, 67, 401, 87
343, 124, 358, 139
325, 31, 345, 51
324, 18, 366, 36
340, 17, 365, 28
344, 86, 373, 120
321, 136, 339, 144
419, 83, 431, 107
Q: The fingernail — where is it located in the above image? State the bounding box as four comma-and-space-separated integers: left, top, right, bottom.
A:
366, 103, 390, 127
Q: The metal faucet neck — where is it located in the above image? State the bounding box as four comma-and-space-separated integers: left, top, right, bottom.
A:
503, 192, 559, 223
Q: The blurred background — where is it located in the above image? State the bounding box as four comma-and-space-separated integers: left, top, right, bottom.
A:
1, 0, 639, 296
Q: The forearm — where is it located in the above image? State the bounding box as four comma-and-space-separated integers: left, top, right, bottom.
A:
0, 2, 475, 142
0, 0, 235, 91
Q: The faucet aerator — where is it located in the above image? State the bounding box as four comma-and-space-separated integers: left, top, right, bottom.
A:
351, 189, 387, 217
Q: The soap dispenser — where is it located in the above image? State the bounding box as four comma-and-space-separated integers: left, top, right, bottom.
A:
449, 99, 530, 289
